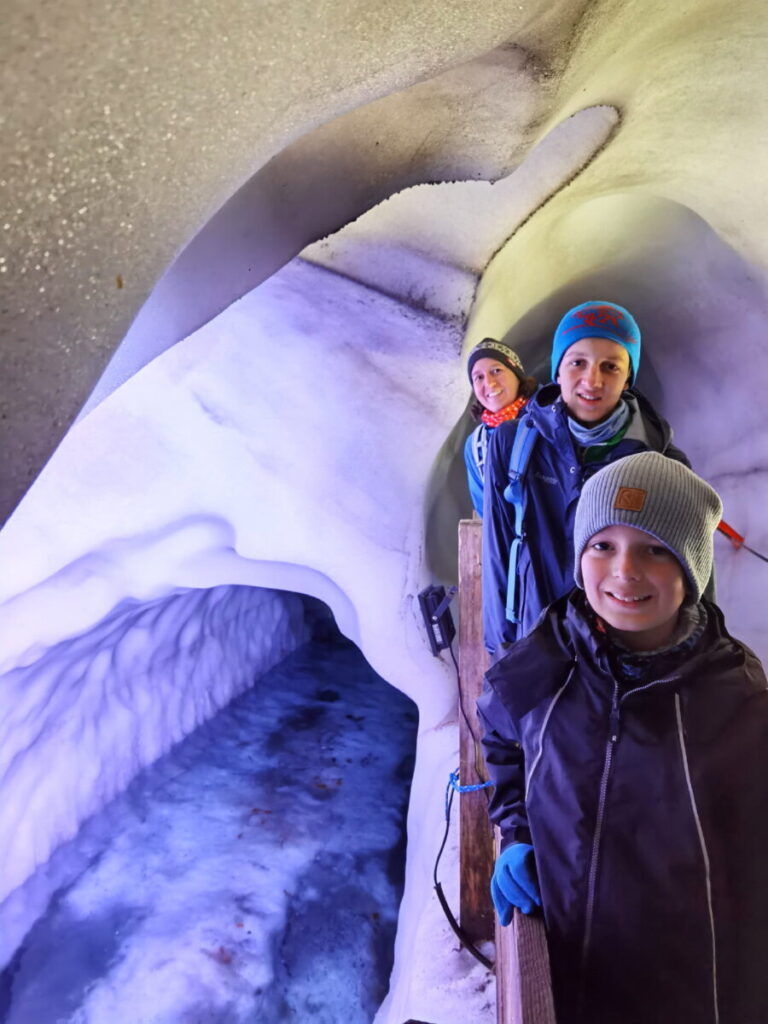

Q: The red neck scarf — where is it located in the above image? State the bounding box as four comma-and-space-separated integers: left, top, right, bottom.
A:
481, 396, 527, 428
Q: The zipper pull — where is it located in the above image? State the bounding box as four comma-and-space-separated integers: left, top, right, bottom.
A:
609, 691, 621, 743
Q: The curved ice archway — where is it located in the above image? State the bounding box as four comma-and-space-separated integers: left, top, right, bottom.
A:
0, 92, 621, 1015
1, 18, 575, 519
465, 190, 768, 656
0, 101, 621, 920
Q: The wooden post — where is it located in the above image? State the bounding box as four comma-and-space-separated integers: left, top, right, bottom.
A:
494, 832, 557, 1024
457, 517, 555, 1023
457, 517, 494, 942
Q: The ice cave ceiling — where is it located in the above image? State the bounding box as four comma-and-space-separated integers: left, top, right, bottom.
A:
2, 0, 767, 665
2, 0, 768, 1017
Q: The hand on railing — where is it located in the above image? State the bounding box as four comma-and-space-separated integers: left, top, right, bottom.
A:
491, 843, 541, 924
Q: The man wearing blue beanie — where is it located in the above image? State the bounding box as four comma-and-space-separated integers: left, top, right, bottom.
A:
481, 299, 691, 653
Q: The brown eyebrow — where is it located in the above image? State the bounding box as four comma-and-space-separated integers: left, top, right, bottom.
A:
565, 349, 629, 367
565, 348, 625, 360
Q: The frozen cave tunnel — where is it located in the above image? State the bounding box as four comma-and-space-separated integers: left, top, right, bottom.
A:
2, 3, 768, 1022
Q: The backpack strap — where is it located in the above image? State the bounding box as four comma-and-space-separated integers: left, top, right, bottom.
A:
501, 421, 537, 624
471, 423, 489, 476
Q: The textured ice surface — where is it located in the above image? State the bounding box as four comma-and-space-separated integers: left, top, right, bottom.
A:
0, 252, 479, 1022
303, 106, 619, 322
0, 585, 308, 915
0, 635, 417, 1024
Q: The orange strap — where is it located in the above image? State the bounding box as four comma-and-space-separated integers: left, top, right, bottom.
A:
717, 520, 744, 548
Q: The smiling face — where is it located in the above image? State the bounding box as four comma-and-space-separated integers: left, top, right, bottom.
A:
580, 523, 687, 651
556, 338, 631, 425
471, 357, 521, 413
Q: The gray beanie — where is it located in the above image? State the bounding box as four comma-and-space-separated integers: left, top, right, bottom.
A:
573, 452, 723, 601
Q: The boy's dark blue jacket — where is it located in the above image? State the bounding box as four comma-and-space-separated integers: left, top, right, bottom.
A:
481, 384, 689, 653
478, 592, 768, 1024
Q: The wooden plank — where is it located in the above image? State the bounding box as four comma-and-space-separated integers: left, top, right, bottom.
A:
494, 834, 556, 1024
512, 910, 557, 1023
457, 517, 494, 943
457, 518, 555, 1023
495, 893, 516, 1024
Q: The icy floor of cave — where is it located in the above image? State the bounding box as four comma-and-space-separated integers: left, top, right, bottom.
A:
0, 634, 418, 1024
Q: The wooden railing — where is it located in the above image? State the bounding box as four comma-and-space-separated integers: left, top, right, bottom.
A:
457, 515, 495, 942
457, 518, 556, 1024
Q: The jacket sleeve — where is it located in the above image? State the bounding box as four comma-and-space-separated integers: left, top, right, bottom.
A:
481, 420, 519, 653
705, 687, 768, 1022
477, 676, 532, 849
463, 430, 484, 517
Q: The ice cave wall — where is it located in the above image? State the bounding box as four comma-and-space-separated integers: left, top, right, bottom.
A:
2, 1, 768, 1021
0, 584, 308, 966
0, 254, 468, 968
0, 0, 578, 519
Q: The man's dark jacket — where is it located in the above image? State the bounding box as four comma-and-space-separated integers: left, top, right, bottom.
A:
481, 385, 689, 653
477, 591, 768, 1024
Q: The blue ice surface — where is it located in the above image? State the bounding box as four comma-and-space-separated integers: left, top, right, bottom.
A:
0, 634, 418, 1024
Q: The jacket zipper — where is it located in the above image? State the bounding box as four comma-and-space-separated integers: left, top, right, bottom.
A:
675, 693, 719, 1024
580, 680, 619, 997
579, 674, 681, 1017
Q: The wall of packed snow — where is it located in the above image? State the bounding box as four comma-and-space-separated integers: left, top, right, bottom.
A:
0, 255, 465, 992
0, 584, 307, 908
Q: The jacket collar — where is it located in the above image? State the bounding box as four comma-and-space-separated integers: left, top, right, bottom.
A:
486, 591, 767, 736
524, 384, 672, 452
557, 591, 767, 707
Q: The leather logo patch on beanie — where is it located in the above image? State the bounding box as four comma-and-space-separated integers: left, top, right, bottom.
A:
614, 486, 646, 512
574, 452, 723, 601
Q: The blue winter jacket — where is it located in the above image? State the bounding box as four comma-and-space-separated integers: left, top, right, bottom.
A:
478, 591, 768, 1024
481, 384, 689, 653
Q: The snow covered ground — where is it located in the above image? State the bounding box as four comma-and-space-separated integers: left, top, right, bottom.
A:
0, 632, 418, 1024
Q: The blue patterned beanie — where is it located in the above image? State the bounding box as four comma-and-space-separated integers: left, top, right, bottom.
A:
550, 301, 641, 384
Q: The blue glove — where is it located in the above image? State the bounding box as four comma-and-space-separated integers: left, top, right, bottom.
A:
491, 842, 541, 925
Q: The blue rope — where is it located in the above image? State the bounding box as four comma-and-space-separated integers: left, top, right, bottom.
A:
445, 769, 493, 815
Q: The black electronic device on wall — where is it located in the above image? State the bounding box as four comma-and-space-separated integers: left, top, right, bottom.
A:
417, 584, 457, 656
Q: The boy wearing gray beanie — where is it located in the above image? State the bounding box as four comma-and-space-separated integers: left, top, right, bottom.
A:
478, 453, 768, 1024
